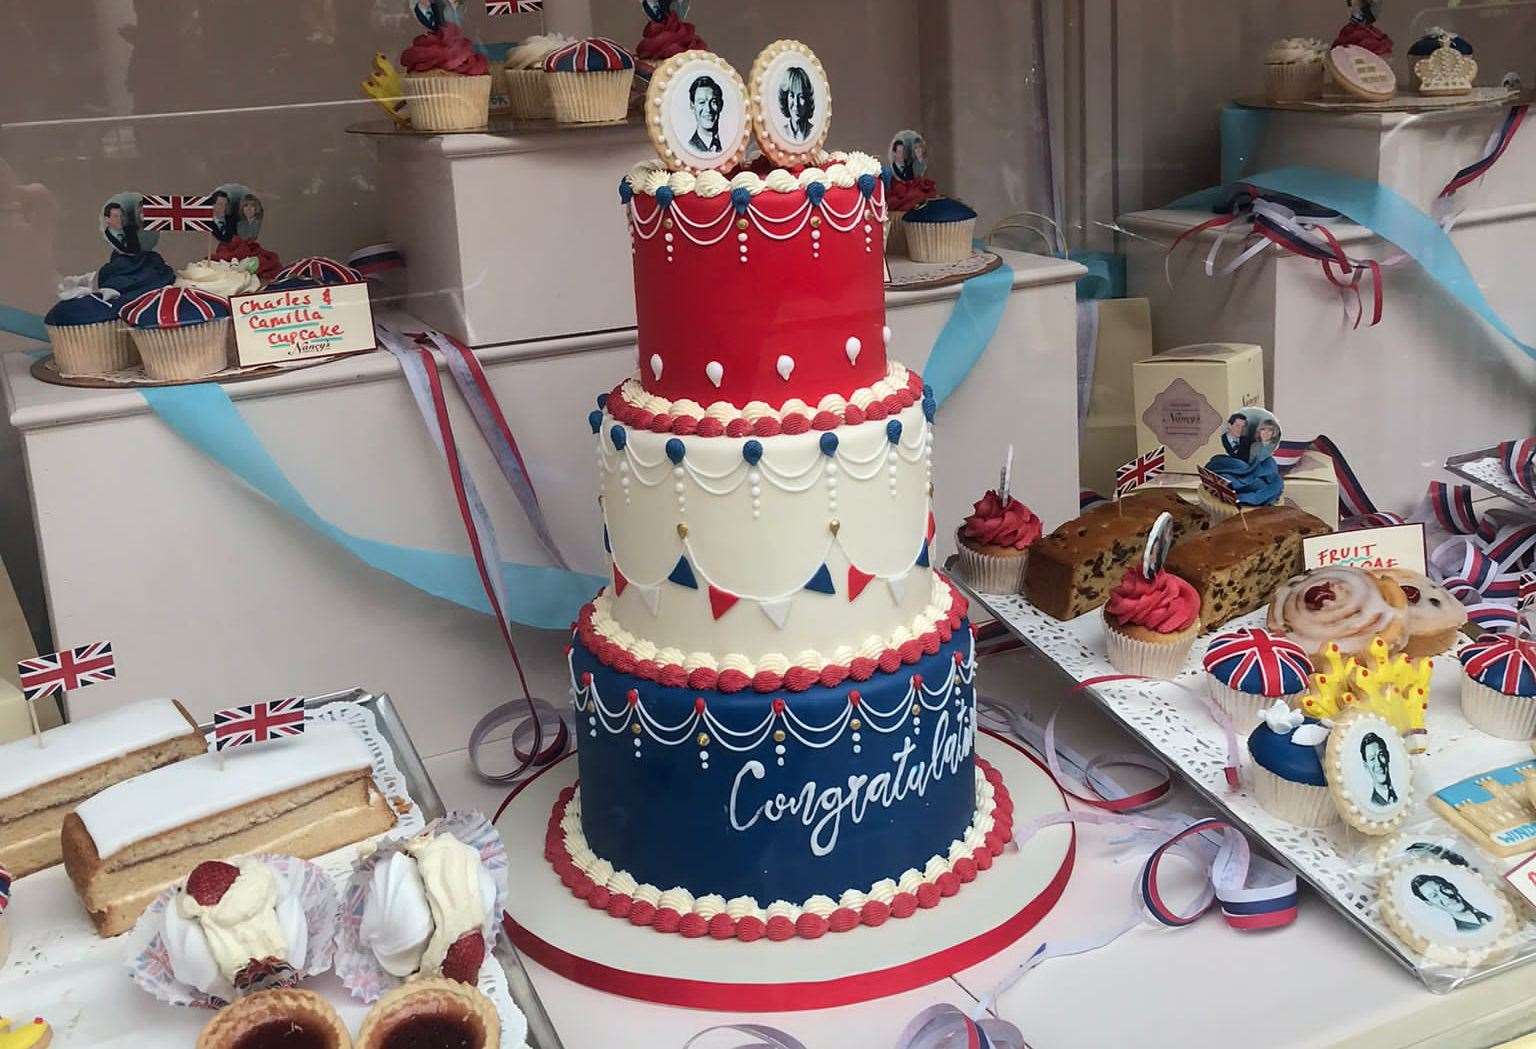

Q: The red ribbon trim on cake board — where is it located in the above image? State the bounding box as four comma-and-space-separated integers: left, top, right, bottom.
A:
499, 730, 1077, 1012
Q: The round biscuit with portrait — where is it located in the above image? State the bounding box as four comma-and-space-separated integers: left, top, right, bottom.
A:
645, 50, 750, 173
1325, 710, 1414, 835
749, 40, 830, 167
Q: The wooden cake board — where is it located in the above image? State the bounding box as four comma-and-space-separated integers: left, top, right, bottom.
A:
499, 729, 1073, 1011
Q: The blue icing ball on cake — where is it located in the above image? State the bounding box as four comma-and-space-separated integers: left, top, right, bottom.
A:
44, 289, 120, 327
1202, 627, 1313, 697
1248, 712, 1328, 786
902, 197, 978, 224
542, 37, 635, 72
118, 285, 231, 329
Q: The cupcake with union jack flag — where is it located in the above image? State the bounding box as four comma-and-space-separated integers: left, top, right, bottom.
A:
544, 37, 636, 124
1203, 626, 1314, 725
1457, 633, 1536, 740
119, 285, 232, 382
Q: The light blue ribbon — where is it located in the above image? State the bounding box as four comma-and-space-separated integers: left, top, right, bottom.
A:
1220, 103, 1270, 185
923, 250, 1016, 408
1170, 164, 1536, 360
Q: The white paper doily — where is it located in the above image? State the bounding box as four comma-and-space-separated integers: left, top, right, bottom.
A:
971, 590, 1536, 986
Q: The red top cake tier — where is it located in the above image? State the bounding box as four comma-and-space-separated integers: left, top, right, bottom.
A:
623, 154, 889, 407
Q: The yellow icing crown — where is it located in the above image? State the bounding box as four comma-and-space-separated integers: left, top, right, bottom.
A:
0, 1017, 51, 1049
362, 52, 409, 126
1301, 638, 1431, 750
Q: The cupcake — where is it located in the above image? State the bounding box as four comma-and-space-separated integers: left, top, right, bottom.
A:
196, 989, 351, 1049
543, 37, 636, 124
175, 258, 261, 298
1457, 633, 1536, 739
1102, 564, 1201, 679
502, 33, 572, 118
401, 22, 493, 132
1203, 626, 1314, 724
633, 2, 706, 80
119, 285, 232, 382
43, 277, 137, 377
96, 246, 174, 303
902, 197, 977, 264
1264, 38, 1326, 101
885, 173, 938, 256
265, 256, 366, 292
1247, 701, 1339, 827
955, 490, 1041, 593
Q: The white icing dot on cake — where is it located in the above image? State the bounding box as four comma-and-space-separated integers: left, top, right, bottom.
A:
882, 326, 892, 347
706, 361, 724, 388
649, 353, 663, 381
845, 336, 861, 365
776, 355, 795, 381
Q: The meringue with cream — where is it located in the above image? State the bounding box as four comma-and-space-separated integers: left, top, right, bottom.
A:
358, 831, 496, 982
162, 859, 308, 1002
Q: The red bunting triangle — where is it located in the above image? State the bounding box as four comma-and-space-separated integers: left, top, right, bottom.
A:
926, 511, 936, 543
708, 585, 740, 620
847, 566, 875, 602
613, 565, 628, 597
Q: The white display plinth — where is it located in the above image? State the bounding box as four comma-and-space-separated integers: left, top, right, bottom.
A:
358, 120, 654, 346
1120, 205, 1536, 515
1, 250, 1083, 764
1235, 101, 1531, 214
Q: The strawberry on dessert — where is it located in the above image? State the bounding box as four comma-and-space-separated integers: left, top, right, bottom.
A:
162, 858, 310, 1003
358, 831, 498, 985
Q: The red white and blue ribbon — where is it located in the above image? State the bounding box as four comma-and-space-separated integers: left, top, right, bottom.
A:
347, 243, 405, 279
1425, 482, 1536, 633
1498, 437, 1536, 499
1274, 434, 1403, 528
1434, 105, 1528, 228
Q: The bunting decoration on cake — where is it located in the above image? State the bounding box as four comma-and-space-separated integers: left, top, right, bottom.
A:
847, 566, 875, 602
1114, 445, 1166, 497
211, 697, 307, 751
804, 564, 835, 594
707, 584, 739, 619
17, 642, 116, 702
667, 556, 698, 589
138, 194, 218, 232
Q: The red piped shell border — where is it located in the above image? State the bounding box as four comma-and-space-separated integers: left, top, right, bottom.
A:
542, 757, 1014, 942
575, 581, 970, 694
605, 367, 926, 438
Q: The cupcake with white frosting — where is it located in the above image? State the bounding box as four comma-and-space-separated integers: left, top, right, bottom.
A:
503, 33, 573, 118
175, 257, 262, 298
1265, 37, 1326, 102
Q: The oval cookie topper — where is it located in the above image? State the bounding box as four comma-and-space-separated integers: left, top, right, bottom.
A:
1377, 857, 1515, 967
645, 50, 751, 173
749, 40, 831, 167
889, 128, 927, 181
100, 192, 158, 253
1324, 709, 1414, 835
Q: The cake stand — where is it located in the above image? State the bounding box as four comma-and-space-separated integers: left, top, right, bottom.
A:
498, 729, 1073, 1011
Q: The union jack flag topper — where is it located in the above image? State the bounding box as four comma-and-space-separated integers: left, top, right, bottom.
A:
139, 194, 218, 232
1202, 627, 1314, 698
1198, 465, 1238, 506
17, 642, 116, 702
1115, 445, 1166, 498
212, 697, 307, 752
486, 0, 542, 10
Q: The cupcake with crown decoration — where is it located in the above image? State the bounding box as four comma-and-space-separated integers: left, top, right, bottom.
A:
544, 37, 636, 124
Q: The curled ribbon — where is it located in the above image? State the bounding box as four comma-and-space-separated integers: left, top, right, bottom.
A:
680, 1024, 809, 1049
55, 272, 118, 304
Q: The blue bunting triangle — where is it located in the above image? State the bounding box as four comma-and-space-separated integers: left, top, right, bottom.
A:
602, 525, 611, 553
916, 541, 930, 568
668, 555, 698, 589
804, 563, 836, 594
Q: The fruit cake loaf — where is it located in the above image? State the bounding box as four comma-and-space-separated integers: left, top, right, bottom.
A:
1164, 505, 1331, 630
61, 721, 397, 936
1023, 490, 1212, 620
0, 699, 205, 878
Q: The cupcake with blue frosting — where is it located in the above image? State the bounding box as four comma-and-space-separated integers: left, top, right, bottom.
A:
1203, 627, 1314, 725
119, 285, 233, 381
544, 37, 635, 124
1457, 633, 1536, 739
902, 197, 977, 264
1248, 701, 1339, 827
43, 276, 137, 377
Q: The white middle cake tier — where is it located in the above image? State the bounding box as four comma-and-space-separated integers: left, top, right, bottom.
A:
595, 395, 936, 663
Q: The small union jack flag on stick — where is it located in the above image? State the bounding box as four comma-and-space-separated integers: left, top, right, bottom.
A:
1115, 445, 1166, 498
139, 194, 218, 232
486, 0, 542, 11
18, 642, 116, 703
212, 697, 307, 753
1198, 465, 1239, 506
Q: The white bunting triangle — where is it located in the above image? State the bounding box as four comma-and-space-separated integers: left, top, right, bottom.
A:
635, 583, 662, 615
759, 597, 794, 630
886, 571, 909, 604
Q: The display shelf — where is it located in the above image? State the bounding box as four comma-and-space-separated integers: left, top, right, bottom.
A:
950, 575, 1536, 992
1445, 447, 1536, 512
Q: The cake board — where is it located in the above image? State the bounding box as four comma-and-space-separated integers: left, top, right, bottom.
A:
498, 730, 1073, 1012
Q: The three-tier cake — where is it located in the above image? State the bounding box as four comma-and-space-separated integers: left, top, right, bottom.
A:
546, 43, 1011, 942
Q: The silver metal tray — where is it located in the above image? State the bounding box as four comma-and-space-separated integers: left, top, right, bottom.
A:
1444, 447, 1536, 511
275, 689, 565, 1049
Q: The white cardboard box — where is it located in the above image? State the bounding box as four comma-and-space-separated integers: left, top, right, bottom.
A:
1133, 342, 1265, 474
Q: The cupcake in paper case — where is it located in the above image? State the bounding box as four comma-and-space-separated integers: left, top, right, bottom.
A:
119, 285, 232, 382
1457, 633, 1536, 740
1247, 702, 1340, 828
543, 37, 636, 124
175, 257, 261, 298
336, 810, 507, 1003
128, 855, 338, 1009
1203, 626, 1314, 725
1102, 565, 1201, 679
633, 1, 705, 80
902, 197, 977, 263
401, 22, 493, 132
955, 490, 1041, 594
885, 173, 938, 256
265, 256, 366, 292
502, 33, 573, 118
43, 275, 137, 377
1264, 37, 1326, 101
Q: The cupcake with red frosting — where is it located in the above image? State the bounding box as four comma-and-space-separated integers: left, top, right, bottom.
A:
955, 490, 1041, 593
1103, 565, 1202, 679
634, 0, 706, 81
401, 22, 493, 132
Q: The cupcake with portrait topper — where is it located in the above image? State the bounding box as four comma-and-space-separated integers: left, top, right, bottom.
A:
884, 128, 939, 255
1102, 510, 1203, 678
1332, 0, 1392, 57
95, 192, 175, 302
1247, 701, 1340, 828
1408, 28, 1477, 96
400, 0, 494, 133
43, 273, 137, 377
1199, 406, 1284, 520
208, 183, 281, 284
1326, 0, 1394, 100
954, 445, 1042, 593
